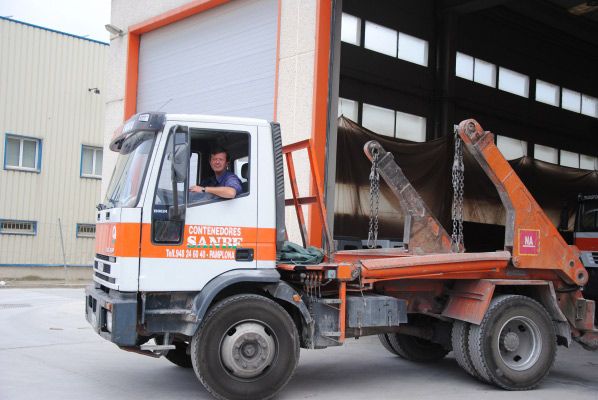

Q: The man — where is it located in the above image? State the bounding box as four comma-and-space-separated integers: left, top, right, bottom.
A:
189, 147, 242, 200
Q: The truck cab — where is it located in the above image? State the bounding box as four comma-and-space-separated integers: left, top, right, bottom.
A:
86, 112, 287, 347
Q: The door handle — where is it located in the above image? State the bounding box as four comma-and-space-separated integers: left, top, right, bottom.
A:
235, 248, 254, 262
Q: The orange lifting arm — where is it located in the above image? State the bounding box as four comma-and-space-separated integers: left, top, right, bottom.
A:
456, 119, 588, 286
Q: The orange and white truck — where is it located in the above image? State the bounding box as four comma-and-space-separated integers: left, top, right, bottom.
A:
86, 113, 597, 400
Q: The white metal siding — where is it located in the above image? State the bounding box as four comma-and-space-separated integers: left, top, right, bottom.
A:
136, 0, 278, 120
0, 18, 107, 266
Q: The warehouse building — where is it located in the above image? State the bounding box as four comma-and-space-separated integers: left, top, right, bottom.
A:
0, 17, 107, 277
103, 0, 598, 247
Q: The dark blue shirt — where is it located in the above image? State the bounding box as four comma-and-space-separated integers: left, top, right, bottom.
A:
201, 171, 243, 196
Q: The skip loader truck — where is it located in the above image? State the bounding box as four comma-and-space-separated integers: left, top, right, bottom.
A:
86, 112, 598, 400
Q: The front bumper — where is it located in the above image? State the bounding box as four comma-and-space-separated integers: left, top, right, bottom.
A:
85, 284, 138, 346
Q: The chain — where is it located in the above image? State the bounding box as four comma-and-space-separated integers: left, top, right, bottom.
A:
367, 150, 380, 249
451, 132, 465, 252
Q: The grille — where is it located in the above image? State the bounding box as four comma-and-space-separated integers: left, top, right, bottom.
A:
95, 271, 115, 284
95, 254, 116, 263
592, 252, 598, 263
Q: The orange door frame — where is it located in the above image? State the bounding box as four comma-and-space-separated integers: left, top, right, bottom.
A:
308, 0, 332, 248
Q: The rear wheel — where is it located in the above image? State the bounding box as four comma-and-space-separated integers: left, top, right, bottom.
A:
468, 295, 556, 390
451, 320, 484, 381
378, 334, 400, 356
386, 333, 449, 362
191, 294, 299, 400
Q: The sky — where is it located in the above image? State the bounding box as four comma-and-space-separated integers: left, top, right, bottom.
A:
0, 0, 111, 42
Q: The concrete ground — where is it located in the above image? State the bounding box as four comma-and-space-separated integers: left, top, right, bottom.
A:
1, 288, 596, 400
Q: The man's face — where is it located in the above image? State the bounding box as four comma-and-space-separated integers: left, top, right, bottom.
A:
210, 152, 228, 174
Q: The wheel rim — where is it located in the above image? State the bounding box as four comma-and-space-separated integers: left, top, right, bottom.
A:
220, 321, 276, 379
497, 316, 542, 371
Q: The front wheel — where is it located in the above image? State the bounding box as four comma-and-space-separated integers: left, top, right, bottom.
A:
191, 294, 300, 400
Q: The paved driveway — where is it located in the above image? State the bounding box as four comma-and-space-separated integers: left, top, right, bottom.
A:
1, 288, 597, 400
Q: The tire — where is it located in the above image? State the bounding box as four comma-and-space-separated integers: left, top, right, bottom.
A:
378, 334, 400, 356
468, 295, 556, 390
165, 340, 192, 368
191, 294, 300, 400
386, 333, 449, 362
451, 320, 483, 380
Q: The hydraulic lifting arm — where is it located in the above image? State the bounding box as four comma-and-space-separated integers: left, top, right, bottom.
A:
456, 119, 588, 287
363, 141, 453, 254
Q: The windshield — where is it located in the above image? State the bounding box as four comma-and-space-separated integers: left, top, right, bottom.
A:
104, 131, 156, 208
579, 199, 598, 232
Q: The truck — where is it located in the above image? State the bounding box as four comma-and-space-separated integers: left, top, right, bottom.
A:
86, 113, 597, 400
574, 194, 598, 310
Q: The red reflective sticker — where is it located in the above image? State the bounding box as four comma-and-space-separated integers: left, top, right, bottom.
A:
518, 229, 540, 255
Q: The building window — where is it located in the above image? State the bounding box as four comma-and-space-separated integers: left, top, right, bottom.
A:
4, 134, 42, 172
455, 52, 496, 87
497, 135, 527, 160
560, 150, 580, 168
0, 220, 37, 236
362, 103, 395, 137
581, 94, 598, 118
535, 80, 560, 106
398, 32, 428, 67
473, 58, 496, 87
364, 21, 397, 57
341, 13, 361, 45
358, 20, 428, 67
81, 146, 103, 178
580, 154, 598, 171
76, 223, 96, 238
534, 144, 558, 164
498, 67, 529, 98
455, 52, 474, 80
562, 88, 581, 113
396, 110, 426, 142
338, 97, 359, 122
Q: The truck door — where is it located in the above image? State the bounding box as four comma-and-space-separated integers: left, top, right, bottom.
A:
139, 122, 258, 291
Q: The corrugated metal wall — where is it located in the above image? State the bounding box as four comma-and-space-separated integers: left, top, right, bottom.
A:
0, 18, 107, 266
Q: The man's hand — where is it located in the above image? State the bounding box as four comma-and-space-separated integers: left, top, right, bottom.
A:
189, 185, 205, 193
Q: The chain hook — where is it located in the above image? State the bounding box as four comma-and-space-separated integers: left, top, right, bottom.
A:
367, 148, 380, 249
451, 130, 465, 252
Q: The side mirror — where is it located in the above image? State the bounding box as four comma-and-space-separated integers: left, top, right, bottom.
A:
171, 130, 189, 183
169, 126, 189, 220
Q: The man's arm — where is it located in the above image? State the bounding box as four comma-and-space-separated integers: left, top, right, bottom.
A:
205, 185, 236, 199
189, 173, 242, 199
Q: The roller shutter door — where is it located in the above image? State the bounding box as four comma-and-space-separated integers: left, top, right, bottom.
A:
136, 0, 277, 120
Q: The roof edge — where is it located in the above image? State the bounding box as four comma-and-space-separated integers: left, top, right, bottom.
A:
0, 16, 109, 46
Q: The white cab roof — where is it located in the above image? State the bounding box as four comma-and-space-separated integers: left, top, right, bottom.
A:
165, 113, 272, 127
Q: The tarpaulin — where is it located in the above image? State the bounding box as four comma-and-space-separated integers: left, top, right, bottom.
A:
334, 116, 598, 247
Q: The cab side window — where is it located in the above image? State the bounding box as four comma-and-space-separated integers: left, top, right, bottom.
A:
187, 129, 250, 206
